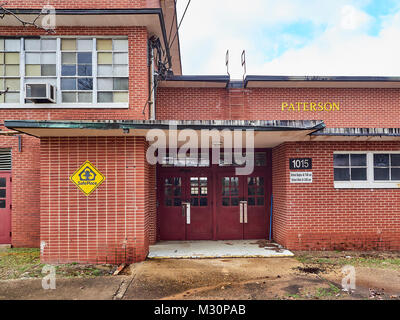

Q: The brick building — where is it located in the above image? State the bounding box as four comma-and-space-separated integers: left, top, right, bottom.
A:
0, 1, 399, 264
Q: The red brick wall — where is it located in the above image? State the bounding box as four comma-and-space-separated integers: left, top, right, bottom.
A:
40, 136, 156, 264
157, 87, 400, 128
4, 0, 160, 9
272, 141, 400, 251
0, 133, 40, 247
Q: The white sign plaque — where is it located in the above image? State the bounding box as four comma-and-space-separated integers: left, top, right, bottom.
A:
290, 172, 313, 183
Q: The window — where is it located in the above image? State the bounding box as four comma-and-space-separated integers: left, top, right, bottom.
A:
219, 152, 267, 167
0, 39, 21, 103
334, 154, 367, 181
374, 154, 400, 181
334, 152, 400, 188
190, 177, 208, 207
161, 153, 210, 167
0, 37, 129, 106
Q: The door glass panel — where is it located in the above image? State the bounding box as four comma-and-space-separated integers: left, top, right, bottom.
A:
222, 177, 240, 206
248, 177, 265, 206
164, 177, 182, 207
190, 177, 207, 207
0, 199, 5, 208
0, 189, 5, 198
0, 178, 5, 187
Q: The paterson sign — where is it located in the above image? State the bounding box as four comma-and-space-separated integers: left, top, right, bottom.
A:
282, 102, 340, 112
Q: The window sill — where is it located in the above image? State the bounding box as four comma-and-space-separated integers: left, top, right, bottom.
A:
0, 103, 129, 109
334, 182, 400, 189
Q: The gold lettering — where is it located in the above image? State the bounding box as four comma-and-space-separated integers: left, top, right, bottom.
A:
282, 102, 288, 111
289, 103, 295, 111
333, 103, 340, 111
318, 102, 324, 111
310, 103, 317, 111
324, 102, 332, 111
303, 102, 309, 111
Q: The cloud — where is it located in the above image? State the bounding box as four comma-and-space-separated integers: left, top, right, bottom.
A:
176, 0, 400, 77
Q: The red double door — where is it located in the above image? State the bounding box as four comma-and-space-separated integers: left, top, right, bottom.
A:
158, 168, 269, 241
0, 172, 11, 244
159, 169, 213, 240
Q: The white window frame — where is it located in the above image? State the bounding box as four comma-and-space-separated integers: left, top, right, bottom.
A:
334, 151, 400, 189
0, 36, 129, 109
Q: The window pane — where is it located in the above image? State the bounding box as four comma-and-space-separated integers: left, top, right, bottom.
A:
41, 39, 57, 51
113, 78, 128, 90
351, 168, 367, 181
0, 78, 4, 90
334, 168, 350, 181
334, 154, 349, 166
5, 78, 19, 90
77, 39, 92, 51
0, 189, 5, 198
0, 39, 4, 51
98, 78, 113, 90
42, 53, 56, 64
42, 64, 56, 76
391, 168, 400, 180
374, 168, 390, 181
5, 53, 19, 64
98, 92, 113, 103
78, 78, 93, 90
113, 53, 128, 64
25, 39, 41, 51
374, 154, 389, 167
0, 53, 3, 65
0, 178, 5, 187
391, 154, 400, 167
5, 39, 20, 51
97, 39, 112, 51
351, 154, 366, 166
78, 64, 92, 76
77, 52, 92, 64
200, 198, 208, 206
257, 197, 264, 206
26, 53, 40, 64
78, 92, 92, 103
113, 92, 128, 103
98, 52, 112, 64
62, 65, 76, 76
62, 92, 76, 103
113, 39, 128, 51
62, 39, 76, 51
113, 64, 128, 76
0, 200, 5, 208
98, 65, 113, 76
62, 52, 76, 64
5, 92, 19, 103
5, 65, 19, 76
61, 78, 76, 90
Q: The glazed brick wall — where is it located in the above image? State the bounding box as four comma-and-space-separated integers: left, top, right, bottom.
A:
40, 136, 156, 264
272, 141, 400, 251
3, 0, 160, 9
0, 25, 149, 122
0, 133, 40, 247
156, 87, 400, 128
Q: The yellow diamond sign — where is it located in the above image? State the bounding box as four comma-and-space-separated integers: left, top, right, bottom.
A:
70, 161, 105, 196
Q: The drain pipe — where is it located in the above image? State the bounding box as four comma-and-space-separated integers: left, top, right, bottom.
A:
269, 195, 273, 241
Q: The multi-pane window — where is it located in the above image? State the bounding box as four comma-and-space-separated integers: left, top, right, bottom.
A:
61, 39, 93, 103
0, 39, 20, 103
0, 37, 129, 105
190, 177, 208, 207
164, 177, 182, 207
374, 154, 400, 181
161, 153, 210, 167
334, 153, 367, 181
222, 177, 239, 206
97, 39, 129, 103
247, 177, 264, 206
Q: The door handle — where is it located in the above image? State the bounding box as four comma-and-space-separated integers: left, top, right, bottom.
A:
240, 201, 247, 224
182, 202, 191, 225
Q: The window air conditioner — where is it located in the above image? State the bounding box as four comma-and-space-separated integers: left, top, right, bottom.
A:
25, 83, 56, 103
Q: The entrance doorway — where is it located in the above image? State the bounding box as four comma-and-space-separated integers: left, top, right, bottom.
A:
157, 150, 271, 241
0, 172, 11, 244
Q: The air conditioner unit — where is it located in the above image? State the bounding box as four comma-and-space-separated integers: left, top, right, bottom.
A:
25, 83, 56, 103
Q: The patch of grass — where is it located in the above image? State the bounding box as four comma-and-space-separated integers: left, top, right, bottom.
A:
0, 248, 115, 280
315, 284, 341, 299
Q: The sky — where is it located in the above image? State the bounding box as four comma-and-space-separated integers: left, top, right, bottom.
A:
176, 0, 400, 79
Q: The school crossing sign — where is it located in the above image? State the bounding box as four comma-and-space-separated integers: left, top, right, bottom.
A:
70, 161, 105, 196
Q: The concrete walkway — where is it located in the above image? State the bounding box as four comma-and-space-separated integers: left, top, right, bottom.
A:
148, 240, 294, 259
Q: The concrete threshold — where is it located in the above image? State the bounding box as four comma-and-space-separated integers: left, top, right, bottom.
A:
148, 240, 294, 259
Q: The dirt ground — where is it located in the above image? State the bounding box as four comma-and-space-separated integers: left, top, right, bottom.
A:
1, 250, 400, 300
